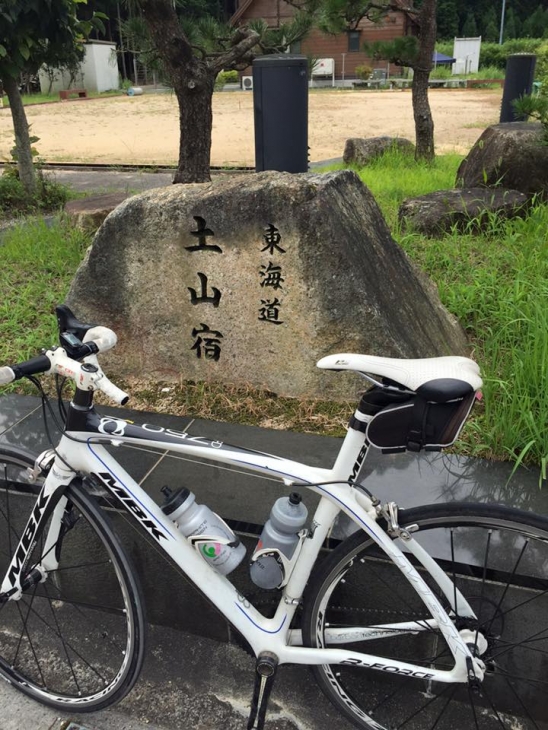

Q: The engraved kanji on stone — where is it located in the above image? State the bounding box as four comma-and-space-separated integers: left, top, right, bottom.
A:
258, 298, 284, 325
261, 224, 285, 255
186, 216, 222, 253
188, 272, 222, 308
191, 324, 223, 361
260, 262, 284, 290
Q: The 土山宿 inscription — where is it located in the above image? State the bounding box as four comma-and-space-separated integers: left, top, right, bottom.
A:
67, 171, 468, 399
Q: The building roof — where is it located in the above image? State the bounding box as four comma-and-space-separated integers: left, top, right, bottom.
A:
230, 0, 255, 25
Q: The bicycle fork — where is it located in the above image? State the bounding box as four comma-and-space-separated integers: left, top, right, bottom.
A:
0, 456, 73, 602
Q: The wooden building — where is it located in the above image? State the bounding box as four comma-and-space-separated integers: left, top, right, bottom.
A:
230, 0, 418, 80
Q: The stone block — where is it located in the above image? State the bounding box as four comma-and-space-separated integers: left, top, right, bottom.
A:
399, 187, 529, 236
343, 136, 414, 166
456, 122, 548, 198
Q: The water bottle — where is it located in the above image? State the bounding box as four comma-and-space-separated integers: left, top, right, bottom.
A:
250, 492, 308, 589
160, 486, 245, 575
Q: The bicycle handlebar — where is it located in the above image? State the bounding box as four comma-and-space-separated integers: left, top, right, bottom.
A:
0, 320, 129, 406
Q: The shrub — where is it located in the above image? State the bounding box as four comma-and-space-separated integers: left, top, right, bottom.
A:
0, 171, 71, 218
355, 64, 373, 80
535, 41, 548, 84
214, 70, 239, 89
480, 39, 544, 70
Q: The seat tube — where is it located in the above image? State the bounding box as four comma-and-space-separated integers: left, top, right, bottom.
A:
331, 412, 372, 483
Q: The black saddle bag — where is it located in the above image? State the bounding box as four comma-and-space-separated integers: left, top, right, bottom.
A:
360, 382, 476, 453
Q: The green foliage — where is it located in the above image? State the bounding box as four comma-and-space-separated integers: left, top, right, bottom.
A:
332, 149, 548, 471
436, 0, 459, 40
363, 36, 419, 68
535, 41, 548, 83
0, 0, 104, 80
513, 93, 548, 141
436, 0, 548, 42
354, 64, 373, 80
0, 172, 71, 218
479, 39, 545, 70
317, 0, 391, 35
0, 219, 89, 364
214, 69, 238, 89
462, 12, 478, 37
522, 4, 548, 38
247, 11, 314, 54
400, 201, 548, 473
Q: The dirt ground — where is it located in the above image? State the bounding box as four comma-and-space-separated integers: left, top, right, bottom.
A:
0, 88, 502, 167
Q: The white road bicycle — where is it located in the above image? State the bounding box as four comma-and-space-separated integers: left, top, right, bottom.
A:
0, 305, 547, 730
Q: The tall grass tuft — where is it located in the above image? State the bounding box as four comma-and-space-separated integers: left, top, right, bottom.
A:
0, 218, 90, 364
398, 200, 548, 473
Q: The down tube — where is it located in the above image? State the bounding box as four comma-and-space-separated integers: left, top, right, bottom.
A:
73, 442, 303, 644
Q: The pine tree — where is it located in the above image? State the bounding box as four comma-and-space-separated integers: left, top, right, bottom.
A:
436, 0, 459, 39
482, 7, 499, 42
522, 4, 548, 37
504, 7, 518, 40
462, 12, 478, 37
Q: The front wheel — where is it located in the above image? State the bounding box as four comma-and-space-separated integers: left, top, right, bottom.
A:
302, 502, 548, 730
0, 445, 146, 711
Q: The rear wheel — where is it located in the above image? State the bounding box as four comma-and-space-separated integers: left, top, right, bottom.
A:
302, 502, 548, 730
0, 445, 146, 711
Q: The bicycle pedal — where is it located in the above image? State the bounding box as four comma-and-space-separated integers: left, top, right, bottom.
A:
247, 652, 278, 730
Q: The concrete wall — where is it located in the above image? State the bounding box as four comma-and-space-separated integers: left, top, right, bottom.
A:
39, 41, 119, 94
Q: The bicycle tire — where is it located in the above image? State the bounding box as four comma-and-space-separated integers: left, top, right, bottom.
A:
302, 501, 548, 730
0, 444, 146, 711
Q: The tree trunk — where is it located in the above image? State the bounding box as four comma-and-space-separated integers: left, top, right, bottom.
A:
172, 68, 215, 184
412, 0, 437, 162
141, 0, 214, 184
3, 76, 36, 194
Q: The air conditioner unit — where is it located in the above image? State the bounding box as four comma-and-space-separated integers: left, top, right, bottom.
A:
242, 76, 253, 91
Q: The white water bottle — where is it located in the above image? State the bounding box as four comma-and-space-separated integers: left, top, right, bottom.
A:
160, 486, 245, 575
250, 492, 308, 589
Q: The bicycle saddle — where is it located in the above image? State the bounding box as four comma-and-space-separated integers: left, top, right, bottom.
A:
317, 354, 482, 396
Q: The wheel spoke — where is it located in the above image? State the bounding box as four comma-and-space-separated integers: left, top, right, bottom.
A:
502, 677, 541, 730
0, 455, 143, 710
43, 580, 82, 695
304, 504, 548, 730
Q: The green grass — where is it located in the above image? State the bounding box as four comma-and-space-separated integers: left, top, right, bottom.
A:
1, 153, 548, 475
323, 150, 463, 226
396, 193, 548, 474
0, 219, 89, 364
3, 90, 125, 107
0, 172, 72, 219
325, 150, 548, 472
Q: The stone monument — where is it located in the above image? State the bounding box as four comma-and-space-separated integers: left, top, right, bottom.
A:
68, 170, 468, 399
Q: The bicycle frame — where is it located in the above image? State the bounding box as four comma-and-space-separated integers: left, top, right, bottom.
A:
1, 403, 481, 686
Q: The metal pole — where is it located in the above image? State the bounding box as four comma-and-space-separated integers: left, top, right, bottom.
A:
341, 53, 345, 85
499, 0, 507, 45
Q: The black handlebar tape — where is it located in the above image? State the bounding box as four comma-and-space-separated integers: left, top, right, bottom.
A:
11, 354, 52, 380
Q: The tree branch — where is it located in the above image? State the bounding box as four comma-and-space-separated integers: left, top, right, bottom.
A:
209, 28, 260, 74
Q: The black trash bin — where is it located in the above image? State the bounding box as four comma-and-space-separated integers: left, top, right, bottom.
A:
253, 55, 308, 173
500, 53, 537, 123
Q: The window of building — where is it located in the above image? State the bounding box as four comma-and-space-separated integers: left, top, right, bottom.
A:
348, 31, 361, 52
290, 40, 302, 54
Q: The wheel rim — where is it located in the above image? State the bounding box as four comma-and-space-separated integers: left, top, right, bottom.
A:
309, 512, 548, 729
0, 453, 136, 706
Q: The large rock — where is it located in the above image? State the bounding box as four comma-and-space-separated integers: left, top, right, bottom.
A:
456, 122, 548, 198
343, 136, 415, 166
399, 187, 529, 236
67, 170, 468, 399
